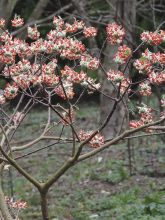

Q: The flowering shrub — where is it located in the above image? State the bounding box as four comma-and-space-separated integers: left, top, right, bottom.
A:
0, 15, 164, 220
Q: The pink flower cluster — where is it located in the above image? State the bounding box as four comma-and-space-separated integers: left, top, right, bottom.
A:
80, 55, 99, 70
129, 105, 153, 129
120, 78, 130, 94
134, 57, 152, 74
79, 130, 104, 148
114, 45, 132, 64
134, 48, 165, 88
106, 22, 125, 44
61, 66, 87, 83
0, 18, 5, 28
4, 83, 18, 100
107, 69, 124, 82
11, 15, 24, 28
47, 37, 86, 60
139, 81, 152, 96
142, 49, 165, 64
41, 59, 59, 86
83, 27, 98, 38
53, 16, 84, 33
28, 26, 40, 40
54, 81, 75, 100
148, 71, 165, 85
53, 16, 64, 29
138, 105, 153, 123
107, 69, 130, 93
5, 197, 27, 210
141, 30, 165, 45
0, 15, 103, 102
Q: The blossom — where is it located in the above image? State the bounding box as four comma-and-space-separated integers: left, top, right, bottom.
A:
0, 31, 12, 42
42, 59, 57, 75
53, 16, 64, 30
2, 59, 31, 77
80, 55, 99, 70
72, 18, 85, 30
120, 78, 130, 94
65, 18, 85, 33
30, 39, 48, 54
47, 29, 66, 40
65, 23, 78, 33
133, 57, 152, 74
141, 31, 163, 45
4, 83, 18, 99
129, 105, 153, 129
0, 43, 16, 64
61, 66, 87, 83
141, 49, 153, 61
107, 69, 124, 82
159, 53, 165, 65
41, 74, 59, 86
54, 81, 75, 99
17, 41, 31, 58
114, 45, 132, 64
11, 15, 24, 27
139, 81, 152, 96
79, 130, 104, 148
148, 71, 165, 85
129, 120, 143, 129
83, 27, 98, 38
51, 37, 85, 60
28, 26, 40, 40
13, 75, 31, 89
5, 197, 27, 210
106, 22, 125, 44
138, 105, 153, 123
0, 18, 5, 28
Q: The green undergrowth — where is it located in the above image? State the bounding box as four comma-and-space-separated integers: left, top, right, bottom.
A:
2, 102, 165, 219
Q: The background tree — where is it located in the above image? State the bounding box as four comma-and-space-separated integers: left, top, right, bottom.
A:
100, 0, 137, 138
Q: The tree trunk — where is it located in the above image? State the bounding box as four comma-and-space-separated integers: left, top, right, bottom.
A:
0, 165, 13, 220
40, 192, 49, 220
100, 0, 136, 138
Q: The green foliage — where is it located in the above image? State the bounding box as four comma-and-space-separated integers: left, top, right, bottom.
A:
90, 159, 128, 184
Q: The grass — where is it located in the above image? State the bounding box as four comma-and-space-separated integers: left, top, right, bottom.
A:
2, 102, 165, 219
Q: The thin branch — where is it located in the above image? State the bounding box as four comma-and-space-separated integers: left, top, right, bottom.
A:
77, 117, 165, 162
0, 146, 42, 190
